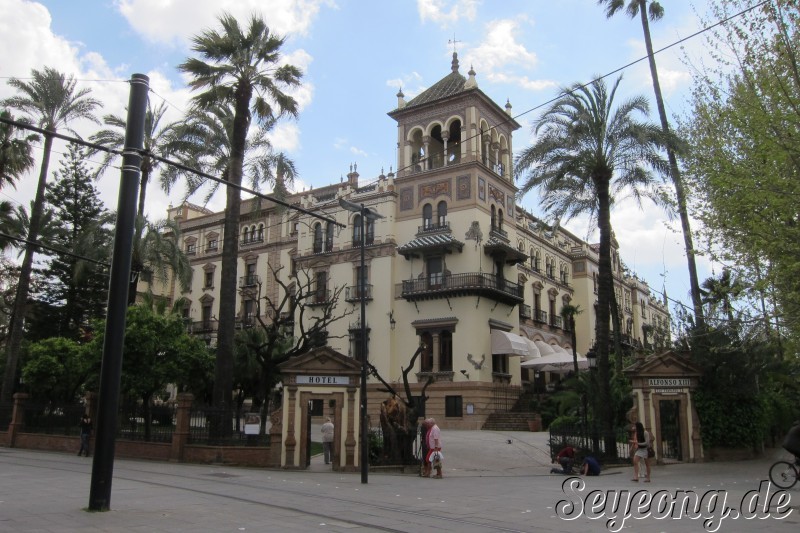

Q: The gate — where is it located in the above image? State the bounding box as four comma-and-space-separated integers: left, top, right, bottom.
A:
659, 399, 682, 460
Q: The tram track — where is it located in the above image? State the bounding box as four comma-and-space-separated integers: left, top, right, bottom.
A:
0, 451, 531, 533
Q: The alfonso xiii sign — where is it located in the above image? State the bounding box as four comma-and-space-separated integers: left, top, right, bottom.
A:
647, 378, 691, 387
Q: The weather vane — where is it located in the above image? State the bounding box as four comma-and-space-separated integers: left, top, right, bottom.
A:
448, 34, 460, 53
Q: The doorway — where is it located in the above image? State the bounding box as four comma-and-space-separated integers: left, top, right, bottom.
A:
299, 391, 343, 471
659, 399, 682, 460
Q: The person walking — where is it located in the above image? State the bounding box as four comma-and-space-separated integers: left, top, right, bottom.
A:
78, 413, 92, 457
419, 418, 431, 477
321, 417, 335, 465
425, 418, 443, 479
631, 421, 653, 482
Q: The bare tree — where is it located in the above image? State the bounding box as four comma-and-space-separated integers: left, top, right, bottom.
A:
367, 343, 434, 465
236, 263, 354, 433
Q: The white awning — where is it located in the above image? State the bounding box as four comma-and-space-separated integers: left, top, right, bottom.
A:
491, 330, 530, 356
522, 338, 541, 361
534, 340, 556, 356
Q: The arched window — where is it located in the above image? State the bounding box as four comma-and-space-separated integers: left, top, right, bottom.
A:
352, 214, 362, 245
242, 227, 250, 244
365, 217, 374, 245
437, 201, 447, 227
422, 203, 433, 229
498, 209, 504, 231
325, 222, 335, 252
490, 205, 497, 231
313, 223, 323, 253
257, 224, 264, 241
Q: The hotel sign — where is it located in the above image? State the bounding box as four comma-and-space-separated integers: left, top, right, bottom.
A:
648, 378, 690, 387
297, 375, 350, 385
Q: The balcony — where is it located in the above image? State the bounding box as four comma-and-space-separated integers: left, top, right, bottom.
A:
345, 284, 373, 303
489, 226, 508, 240
417, 221, 450, 234
351, 235, 375, 248
400, 272, 523, 306
550, 315, 563, 329
519, 303, 532, 320
205, 244, 219, 254
239, 275, 260, 288
534, 309, 548, 324
240, 236, 264, 247
235, 315, 256, 329
186, 247, 196, 256
309, 289, 332, 307
192, 319, 217, 334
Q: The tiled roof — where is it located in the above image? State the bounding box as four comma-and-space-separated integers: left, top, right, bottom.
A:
397, 233, 465, 258
401, 53, 468, 110
405, 71, 467, 109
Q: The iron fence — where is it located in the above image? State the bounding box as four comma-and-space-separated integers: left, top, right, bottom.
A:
187, 406, 270, 446
548, 423, 632, 463
116, 402, 176, 443
368, 422, 423, 466
21, 403, 85, 436
489, 384, 522, 413
0, 402, 11, 432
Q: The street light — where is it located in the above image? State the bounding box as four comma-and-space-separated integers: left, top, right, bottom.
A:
585, 347, 597, 369
339, 197, 383, 484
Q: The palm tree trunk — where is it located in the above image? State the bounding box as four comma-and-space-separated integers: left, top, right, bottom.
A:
1, 134, 54, 403
638, 1, 705, 331
212, 94, 250, 437
609, 287, 624, 373
594, 175, 615, 453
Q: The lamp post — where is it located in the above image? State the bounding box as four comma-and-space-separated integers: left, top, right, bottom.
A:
339, 198, 383, 484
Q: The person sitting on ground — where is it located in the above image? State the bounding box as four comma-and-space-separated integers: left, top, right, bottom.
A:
551, 446, 575, 474
581, 455, 601, 476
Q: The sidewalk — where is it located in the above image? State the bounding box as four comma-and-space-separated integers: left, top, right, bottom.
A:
1, 431, 797, 532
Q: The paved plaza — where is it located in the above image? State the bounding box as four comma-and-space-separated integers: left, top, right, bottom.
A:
1, 430, 798, 532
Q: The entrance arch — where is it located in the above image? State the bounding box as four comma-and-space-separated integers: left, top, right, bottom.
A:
624, 351, 704, 463
278, 347, 361, 471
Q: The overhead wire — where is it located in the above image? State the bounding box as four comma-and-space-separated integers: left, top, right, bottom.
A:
0, 114, 343, 228
0, 0, 776, 321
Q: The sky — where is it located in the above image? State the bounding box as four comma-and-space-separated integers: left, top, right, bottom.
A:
0, 0, 726, 323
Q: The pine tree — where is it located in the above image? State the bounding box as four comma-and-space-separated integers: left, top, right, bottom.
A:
39, 142, 112, 338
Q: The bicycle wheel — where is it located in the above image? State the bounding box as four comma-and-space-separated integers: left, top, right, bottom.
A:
769, 461, 798, 489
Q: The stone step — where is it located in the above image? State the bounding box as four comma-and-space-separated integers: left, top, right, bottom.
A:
481, 412, 540, 431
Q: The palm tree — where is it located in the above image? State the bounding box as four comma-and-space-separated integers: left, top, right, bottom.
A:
1, 67, 100, 402
90, 100, 180, 219
0, 110, 37, 190
129, 216, 193, 306
179, 13, 302, 426
700, 269, 741, 325
598, 0, 705, 331
162, 103, 297, 206
515, 75, 669, 449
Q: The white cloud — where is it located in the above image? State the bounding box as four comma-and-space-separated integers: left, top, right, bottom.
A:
268, 121, 300, 152
349, 146, 367, 157
115, 0, 336, 45
386, 71, 424, 98
466, 18, 538, 73
417, 0, 478, 27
